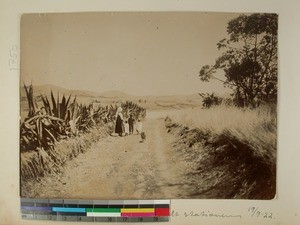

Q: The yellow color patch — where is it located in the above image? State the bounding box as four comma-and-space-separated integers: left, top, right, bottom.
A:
120, 208, 155, 213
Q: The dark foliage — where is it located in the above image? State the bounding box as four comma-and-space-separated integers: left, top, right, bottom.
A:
199, 13, 278, 107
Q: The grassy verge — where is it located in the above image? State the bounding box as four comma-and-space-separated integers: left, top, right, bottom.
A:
20, 124, 111, 196
165, 104, 276, 199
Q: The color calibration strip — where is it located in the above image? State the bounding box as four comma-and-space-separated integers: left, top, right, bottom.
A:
21, 198, 170, 222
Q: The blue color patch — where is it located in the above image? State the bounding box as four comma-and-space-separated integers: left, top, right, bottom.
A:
52, 207, 86, 213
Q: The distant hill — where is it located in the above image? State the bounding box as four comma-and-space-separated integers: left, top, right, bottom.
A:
98, 90, 130, 98
20, 84, 105, 99
20, 84, 203, 111
20, 84, 201, 105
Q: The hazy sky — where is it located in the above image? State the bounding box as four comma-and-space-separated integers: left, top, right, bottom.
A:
21, 12, 240, 96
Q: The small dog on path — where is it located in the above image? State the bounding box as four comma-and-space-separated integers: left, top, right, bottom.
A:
140, 131, 146, 142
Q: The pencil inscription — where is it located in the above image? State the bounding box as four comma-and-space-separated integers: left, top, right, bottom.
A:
8, 45, 18, 71
171, 210, 242, 219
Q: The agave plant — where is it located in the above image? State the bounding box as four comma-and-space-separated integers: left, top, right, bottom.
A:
41, 91, 72, 120
68, 100, 80, 135
121, 101, 147, 120
23, 83, 38, 117
20, 84, 147, 152
92, 105, 110, 124
21, 85, 74, 151
20, 114, 65, 151
75, 104, 95, 133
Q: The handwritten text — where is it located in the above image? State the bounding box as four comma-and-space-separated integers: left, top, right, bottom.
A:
171, 210, 242, 219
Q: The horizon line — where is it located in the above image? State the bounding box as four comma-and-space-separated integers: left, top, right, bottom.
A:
20, 83, 212, 97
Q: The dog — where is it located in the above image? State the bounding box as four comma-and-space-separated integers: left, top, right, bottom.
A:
140, 131, 146, 142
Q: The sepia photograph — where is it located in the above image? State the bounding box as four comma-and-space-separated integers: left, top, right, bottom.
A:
20, 12, 278, 200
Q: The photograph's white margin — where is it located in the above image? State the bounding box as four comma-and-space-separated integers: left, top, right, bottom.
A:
0, 0, 299, 224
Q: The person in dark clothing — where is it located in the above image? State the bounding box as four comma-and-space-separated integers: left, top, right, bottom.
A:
115, 107, 124, 136
128, 114, 135, 135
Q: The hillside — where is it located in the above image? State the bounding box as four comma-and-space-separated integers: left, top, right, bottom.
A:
20, 84, 101, 98
20, 84, 202, 113
98, 90, 130, 98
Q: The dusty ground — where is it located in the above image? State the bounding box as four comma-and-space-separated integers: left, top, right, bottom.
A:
25, 110, 193, 199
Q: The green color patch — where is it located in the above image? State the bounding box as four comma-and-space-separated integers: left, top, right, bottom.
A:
86, 208, 120, 213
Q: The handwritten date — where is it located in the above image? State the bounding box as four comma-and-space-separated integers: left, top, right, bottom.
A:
248, 207, 274, 219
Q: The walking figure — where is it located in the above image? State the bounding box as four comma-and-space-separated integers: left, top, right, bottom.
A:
115, 107, 124, 136
124, 120, 129, 136
136, 119, 143, 134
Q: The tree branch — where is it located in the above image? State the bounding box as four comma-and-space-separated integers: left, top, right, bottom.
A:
210, 75, 238, 87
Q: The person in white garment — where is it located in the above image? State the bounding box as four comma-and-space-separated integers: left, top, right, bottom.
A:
124, 120, 129, 136
136, 119, 143, 134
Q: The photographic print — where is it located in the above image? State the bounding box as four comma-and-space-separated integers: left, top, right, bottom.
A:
20, 12, 277, 200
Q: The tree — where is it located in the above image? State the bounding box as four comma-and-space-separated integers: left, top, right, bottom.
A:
199, 13, 278, 107
198, 93, 223, 108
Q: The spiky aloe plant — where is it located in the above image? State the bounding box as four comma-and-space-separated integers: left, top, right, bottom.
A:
41, 91, 72, 120
21, 85, 74, 151
20, 113, 65, 151
121, 101, 147, 120
76, 104, 95, 133
23, 83, 38, 117
68, 100, 80, 135
20, 84, 146, 152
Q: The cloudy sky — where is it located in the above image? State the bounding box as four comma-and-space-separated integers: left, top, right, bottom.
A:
21, 12, 240, 96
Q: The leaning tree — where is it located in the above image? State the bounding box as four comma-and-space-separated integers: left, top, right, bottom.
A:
199, 13, 278, 107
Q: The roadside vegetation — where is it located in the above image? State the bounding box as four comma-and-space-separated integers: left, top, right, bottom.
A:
165, 13, 278, 199
165, 104, 276, 199
20, 84, 146, 183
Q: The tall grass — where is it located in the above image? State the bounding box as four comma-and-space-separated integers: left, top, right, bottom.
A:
169, 104, 277, 165
20, 125, 109, 197
166, 104, 277, 199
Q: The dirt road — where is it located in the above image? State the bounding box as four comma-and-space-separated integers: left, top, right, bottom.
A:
30, 110, 191, 199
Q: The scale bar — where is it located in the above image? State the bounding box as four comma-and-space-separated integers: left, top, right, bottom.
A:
21, 198, 170, 222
